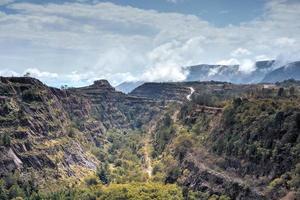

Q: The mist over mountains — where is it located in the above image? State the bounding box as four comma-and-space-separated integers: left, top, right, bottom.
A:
116, 60, 300, 93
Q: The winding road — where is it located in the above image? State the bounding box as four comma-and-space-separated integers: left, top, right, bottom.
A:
186, 87, 195, 101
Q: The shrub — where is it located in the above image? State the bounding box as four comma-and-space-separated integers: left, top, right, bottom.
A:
97, 166, 111, 185
173, 134, 194, 161
2, 133, 11, 147
85, 176, 98, 186
8, 184, 25, 199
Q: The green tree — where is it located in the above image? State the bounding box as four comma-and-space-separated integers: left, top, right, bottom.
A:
173, 134, 194, 161
8, 184, 25, 199
23, 72, 31, 77
2, 133, 11, 147
0, 180, 8, 200
97, 165, 110, 185
85, 176, 98, 186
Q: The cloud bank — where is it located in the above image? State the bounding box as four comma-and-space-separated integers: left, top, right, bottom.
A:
0, 0, 299, 86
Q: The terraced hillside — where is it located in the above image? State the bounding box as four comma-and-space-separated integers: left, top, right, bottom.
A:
0, 77, 299, 200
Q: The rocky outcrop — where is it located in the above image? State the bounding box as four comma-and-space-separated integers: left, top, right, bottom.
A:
70, 80, 162, 130
181, 152, 266, 200
0, 77, 164, 183
130, 82, 196, 102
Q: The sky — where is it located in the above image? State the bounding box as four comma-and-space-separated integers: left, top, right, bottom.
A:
0, 0, 299, 87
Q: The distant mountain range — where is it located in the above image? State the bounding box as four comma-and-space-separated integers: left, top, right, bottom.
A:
116, 60, 300, 93
184, 60, 276, 83
262, 61, 300, 83
115, 81, 144, 93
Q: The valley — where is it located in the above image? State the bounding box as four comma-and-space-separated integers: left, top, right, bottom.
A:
0, 77, 299, 200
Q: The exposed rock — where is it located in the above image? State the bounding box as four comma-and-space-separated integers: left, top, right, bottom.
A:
0, 76, 164, 183
7, 148, 23, 169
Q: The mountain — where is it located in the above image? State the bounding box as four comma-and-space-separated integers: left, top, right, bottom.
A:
184, 60, 276, 83
185, 64, 240, 82
115, 81, 144, 93
116, 61, 277, 94
0, 76, 299, 199
117, 60, 298, 94
262, 61, 300, 83
0, 77, 162, 189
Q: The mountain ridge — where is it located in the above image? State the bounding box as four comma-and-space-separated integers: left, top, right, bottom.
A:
117, 60, 300, 93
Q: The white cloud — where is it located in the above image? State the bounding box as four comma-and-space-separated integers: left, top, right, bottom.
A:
275, 37, 296, 47
0, 0, 14, 6
217, 58, 256, 74
0, 0, 299, 85
143, 37, 204, 81
142, 63, 187, 82
219, 10, 229, 15
255, 55, 271, 61
231, 48, 252, 57
238, 59, 256, 74
24, 68, 58, 78
0, 69, 19, 77
208, 67, 220, 76
217, 58, 239, 66
0, 68, 60, 86
166, 0, 184, 3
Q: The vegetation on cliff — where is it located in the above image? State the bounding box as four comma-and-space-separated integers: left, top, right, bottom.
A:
0, 77, 300, 199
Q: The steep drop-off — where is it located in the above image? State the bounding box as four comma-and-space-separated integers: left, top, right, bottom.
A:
0, 77, 299, 200
0, 77, 163, 190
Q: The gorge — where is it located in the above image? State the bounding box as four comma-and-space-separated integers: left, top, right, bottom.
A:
0, 77, 299, 199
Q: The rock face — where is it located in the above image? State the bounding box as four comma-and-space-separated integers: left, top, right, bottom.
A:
1, 76, 299, 199
130, 81, 261, 103
71, 80, 161, 129
0, 77, 99, 180
181, 152, 266, 200
130, 82, 192, 102
0, 77, 162, 184
176, 99, 298, 199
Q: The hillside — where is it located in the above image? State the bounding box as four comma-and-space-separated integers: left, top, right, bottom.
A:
0, 77, 299, 199
262, 62, 300, 83
184, 61, 276, 83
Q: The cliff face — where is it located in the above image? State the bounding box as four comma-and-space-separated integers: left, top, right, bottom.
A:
0, 76, 299, 199
0, 77, 100, 183
130, 81, 263, 105
71, 80, 162, 130
147, 83, 300, 199
180, 99, 299, 199
0, 77, 163, 187
130, 82, 192, 102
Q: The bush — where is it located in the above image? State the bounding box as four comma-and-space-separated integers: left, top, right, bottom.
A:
97, 166, 111, 185
67, 126, 76, 138
1, 133, 11, 147
173, 134, 194, 161
85, 176, 98, 186
8, 184, 25, 199
99, 182, 183, 200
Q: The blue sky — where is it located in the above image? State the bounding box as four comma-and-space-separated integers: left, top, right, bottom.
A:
1, 0, 265, 26
0, 0, 299, 86
90, 0, 265, 26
